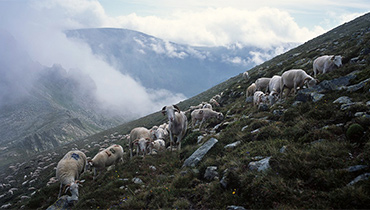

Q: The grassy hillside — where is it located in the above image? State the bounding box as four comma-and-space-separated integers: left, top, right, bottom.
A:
2, 13, 370, 209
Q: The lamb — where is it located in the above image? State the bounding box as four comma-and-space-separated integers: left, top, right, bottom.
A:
191, 108, 224, 130
313, 55, 342, 77
129, 127, 151, 159
246, 83, 257, 97
255, 77, 271, 92
162, 105, 188, 152
280, 69, 318, 98
150, 126, 168, 142
56, 150, 87, 201
149, 139, 166, 154
253, 91, 268, 107
88, 144, 124, 179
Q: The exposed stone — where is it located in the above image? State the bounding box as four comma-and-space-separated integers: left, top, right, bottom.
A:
258, 104, 269, 111
224, 141, 241, 151
245, 96, 253, 103
345, 78, 370, 92
248, 157, 271, 172
333, 96, 352, 104
341, 102, 363, 110
183, 138, 218, 167
241, 125, 248, 131
227, 205, 246, 210
204, 166, 218, 181
346, 165, 368, 172
46, 195, 77, 210
347, 173, 370, 186
132, 177, 144, 185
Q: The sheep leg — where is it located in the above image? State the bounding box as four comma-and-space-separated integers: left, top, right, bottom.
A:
169, 131, 174, 152
199, 118, 205, 130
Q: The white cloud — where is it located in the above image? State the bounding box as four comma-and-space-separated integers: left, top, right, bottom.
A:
111, 7, 326, 48
0, 0, 186, 119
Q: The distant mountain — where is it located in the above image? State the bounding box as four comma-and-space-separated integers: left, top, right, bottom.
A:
0, 27, 295, 158
65, 28, 297, 97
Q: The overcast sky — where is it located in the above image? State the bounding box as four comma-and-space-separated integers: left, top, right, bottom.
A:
0, 0, 369, 118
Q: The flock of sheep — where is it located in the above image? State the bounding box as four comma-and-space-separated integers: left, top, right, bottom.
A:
54, 54, 342, 202
245, 55, 342, 107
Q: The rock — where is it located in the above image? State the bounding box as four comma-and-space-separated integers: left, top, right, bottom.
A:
333, 96, 352, 104
245, 96, 253, 103
219, 169, 229, 189
183, 138, 218, 167
280, 146, 287, 153
273, 109, 285, 116
355, 112, 370, 118
46, 195, 77, 210
347, 173, 370, 186
340, 102, 363, 110
345, 78, 370, 92
227, 205, 246, 210
149, 166, 157, 171
296, 90, 324, 102
132, 177, 143, 185
346, 165, 368, 172
197, 135, 204, 144
258, 104, 269, 111
366, 101, 370, 106
224, 141, 241, 151
204, 166, 218, 181
1, 204, 11, 209
292, 101, 302, 106
241, 125, 248, 131
248, 157, 271, 172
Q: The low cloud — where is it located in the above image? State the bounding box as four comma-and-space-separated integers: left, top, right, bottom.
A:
0, 1, 185, 119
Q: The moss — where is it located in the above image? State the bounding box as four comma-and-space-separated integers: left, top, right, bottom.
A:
346, 123, 365, 142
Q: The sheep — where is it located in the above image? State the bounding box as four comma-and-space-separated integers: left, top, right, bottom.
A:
242, 71, 250, 81
129, 127, 151, 159
88, 144, 124, 180
150, 126, 168, 142
253, 91, 268, 107
246, 83, 257, 97
280, 69, 318, 98
313, 55, 342, 77
266, 75, 282, 105
191, 108, 224, 130
202, 103, 213, 109
209, 98, 220, 107
162, 105, 188, 152
56, 150, 87, 200
255, 77, 271, 92
149, 139, 166, 154
132, 138, 151, 158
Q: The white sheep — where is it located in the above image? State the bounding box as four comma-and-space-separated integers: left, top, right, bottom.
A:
246, 83, 257, 97
88, 144, 124, 180
209, 98, 220, 107
162, 105, 188, 152
150, 126, 168, 142
242, 71, 250, 81
150, 139, 166, 154
253, 91, 268, 107
129, 127, 151, 159
255, 77, 271, 92
266, 75, 282, 105
280, 69, 318, 98
56, 150, 87, 200
202, 103, 213, 109
313, 55, 342, 77
191, 108, 224, 130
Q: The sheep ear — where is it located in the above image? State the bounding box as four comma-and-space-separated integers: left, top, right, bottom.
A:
331, 55, 335, 60
161, 106, 166, 115
133, 139, 139, 145
173, 105, 180, 112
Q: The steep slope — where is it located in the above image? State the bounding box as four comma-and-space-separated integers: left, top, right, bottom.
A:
65, 28, 296, 97
2, 13, 370, 209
